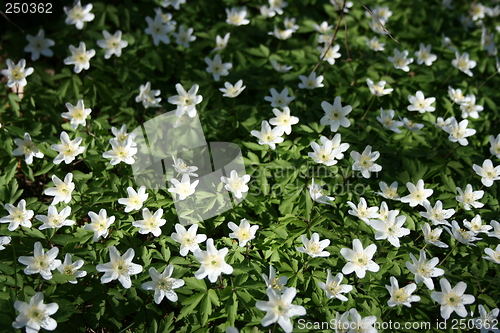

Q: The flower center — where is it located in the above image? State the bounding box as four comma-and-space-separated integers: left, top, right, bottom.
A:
353, 253, 368, 266
12, 68, 23, 80
327, 281, 342, 295
205, 255, 221, 269
417, 262, 432, 277
63, 265, 76, 276
34, 255, 49, 270
445, 292, 461, 307
27, 306, 45, 322
273, 299, 289, 316
306, 241, 321, 255
271, 277, 285, 292
157, 277, 173, 291
393, 288, 409, 302
237, 228, 251, 241
113, 259, 129, 274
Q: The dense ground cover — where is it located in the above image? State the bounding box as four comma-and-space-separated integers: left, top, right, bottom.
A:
0, 0, 499, 332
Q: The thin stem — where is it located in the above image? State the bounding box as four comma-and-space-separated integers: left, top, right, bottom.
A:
439, 242, 459, 266
477, 71, 498, 90
361, 96, 375, 121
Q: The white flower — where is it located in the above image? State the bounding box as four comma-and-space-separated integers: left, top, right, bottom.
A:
161, 0, 186, 10
84, 209, 115, 242
445, 220, 482, 246
111, 124, 137, 145
1, 59, 34, 88
420, 201, 454, 226
474, 305, 500, 332
456, 184, 484, 210
483, 245, 500, 264
431, 278, 475, 320
269, 0, 288, 15
36, 206, 75, 230
386, 276, 420, 307
377, 109, 403, 133
43, 172, 75, 205
350, 145, 382, 179
250, 120, 284, 150
96, 246, 143, 288
56, 253, 87, 284
308, 136, 346, 166
460, 94, 483, 119
228, 218, 259, 247
12, 292, 58, 333
308, 178, 335, 205
488, 220, 500, 239
96, 30, 128, 59
262, 265, 288, 294
226, 7, 250, 26
347, 197, 380, 225
318, 44, 341, 65
341, 239, 379, 278
168, 83, 202, 117
452, 52, 477, 77
168, 174, 199, 200
371, 210, 410, 247
269, 27, 294, 40
320, 96, 352, 132
414, 43, 437, 66
448, 86, 470, 104
194, 238, 233, 282
205, 54, 232, 81
298, 72, 324, 89
366, 36, 385, 51
64, 1, 94, 29
400, 179, 433, 207
0, 199, 33, 231
63, 42, 95, 74
270, 59, 293, 73
376, 181, 400, 200
255, 287, 306, 333
434, 117, 453, 129
0, 236, 11, 251
473, 159, 500, 187
173, 25, 196, 48
133, 208, 166, 237
269, 107, 299, 135
220, 80, 246, 98
12, 132, 44, 164
421, 223, 449, 248
170, 157, 198, 177
442, 117, 476, 146
171, 224, 207, 256
284, 17, 299, 31
388, 49, 413, 71
142, 265, 185, 303
18, 242, 61, 280
488, 134, 500, 158
24, 29, 54, 61
464, 215, 492, 235
154, 7, 176, 25
51, 131, 85, 165
366, 79, 393, 96
144, 13, 175, 46
347, 308, 378, 333
62, 99, 92, 129
118, 186, 148, 212
213, 33, 230, 52
318, 270, 352, 301
405, 249, 445, 290
102, 137, 137, 165
407, 91, 436, 113
296, 233, 330, 258
401, 117, 424, 133
136, 82, 161, 108
264, 88, 295, 108
470, 3, 486, 21
221, 170, 251, 199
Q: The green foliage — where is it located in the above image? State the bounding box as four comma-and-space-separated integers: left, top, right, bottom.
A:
0, 0, 500, 332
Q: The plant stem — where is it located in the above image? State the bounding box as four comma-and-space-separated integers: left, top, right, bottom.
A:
361, 96, 375, 121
